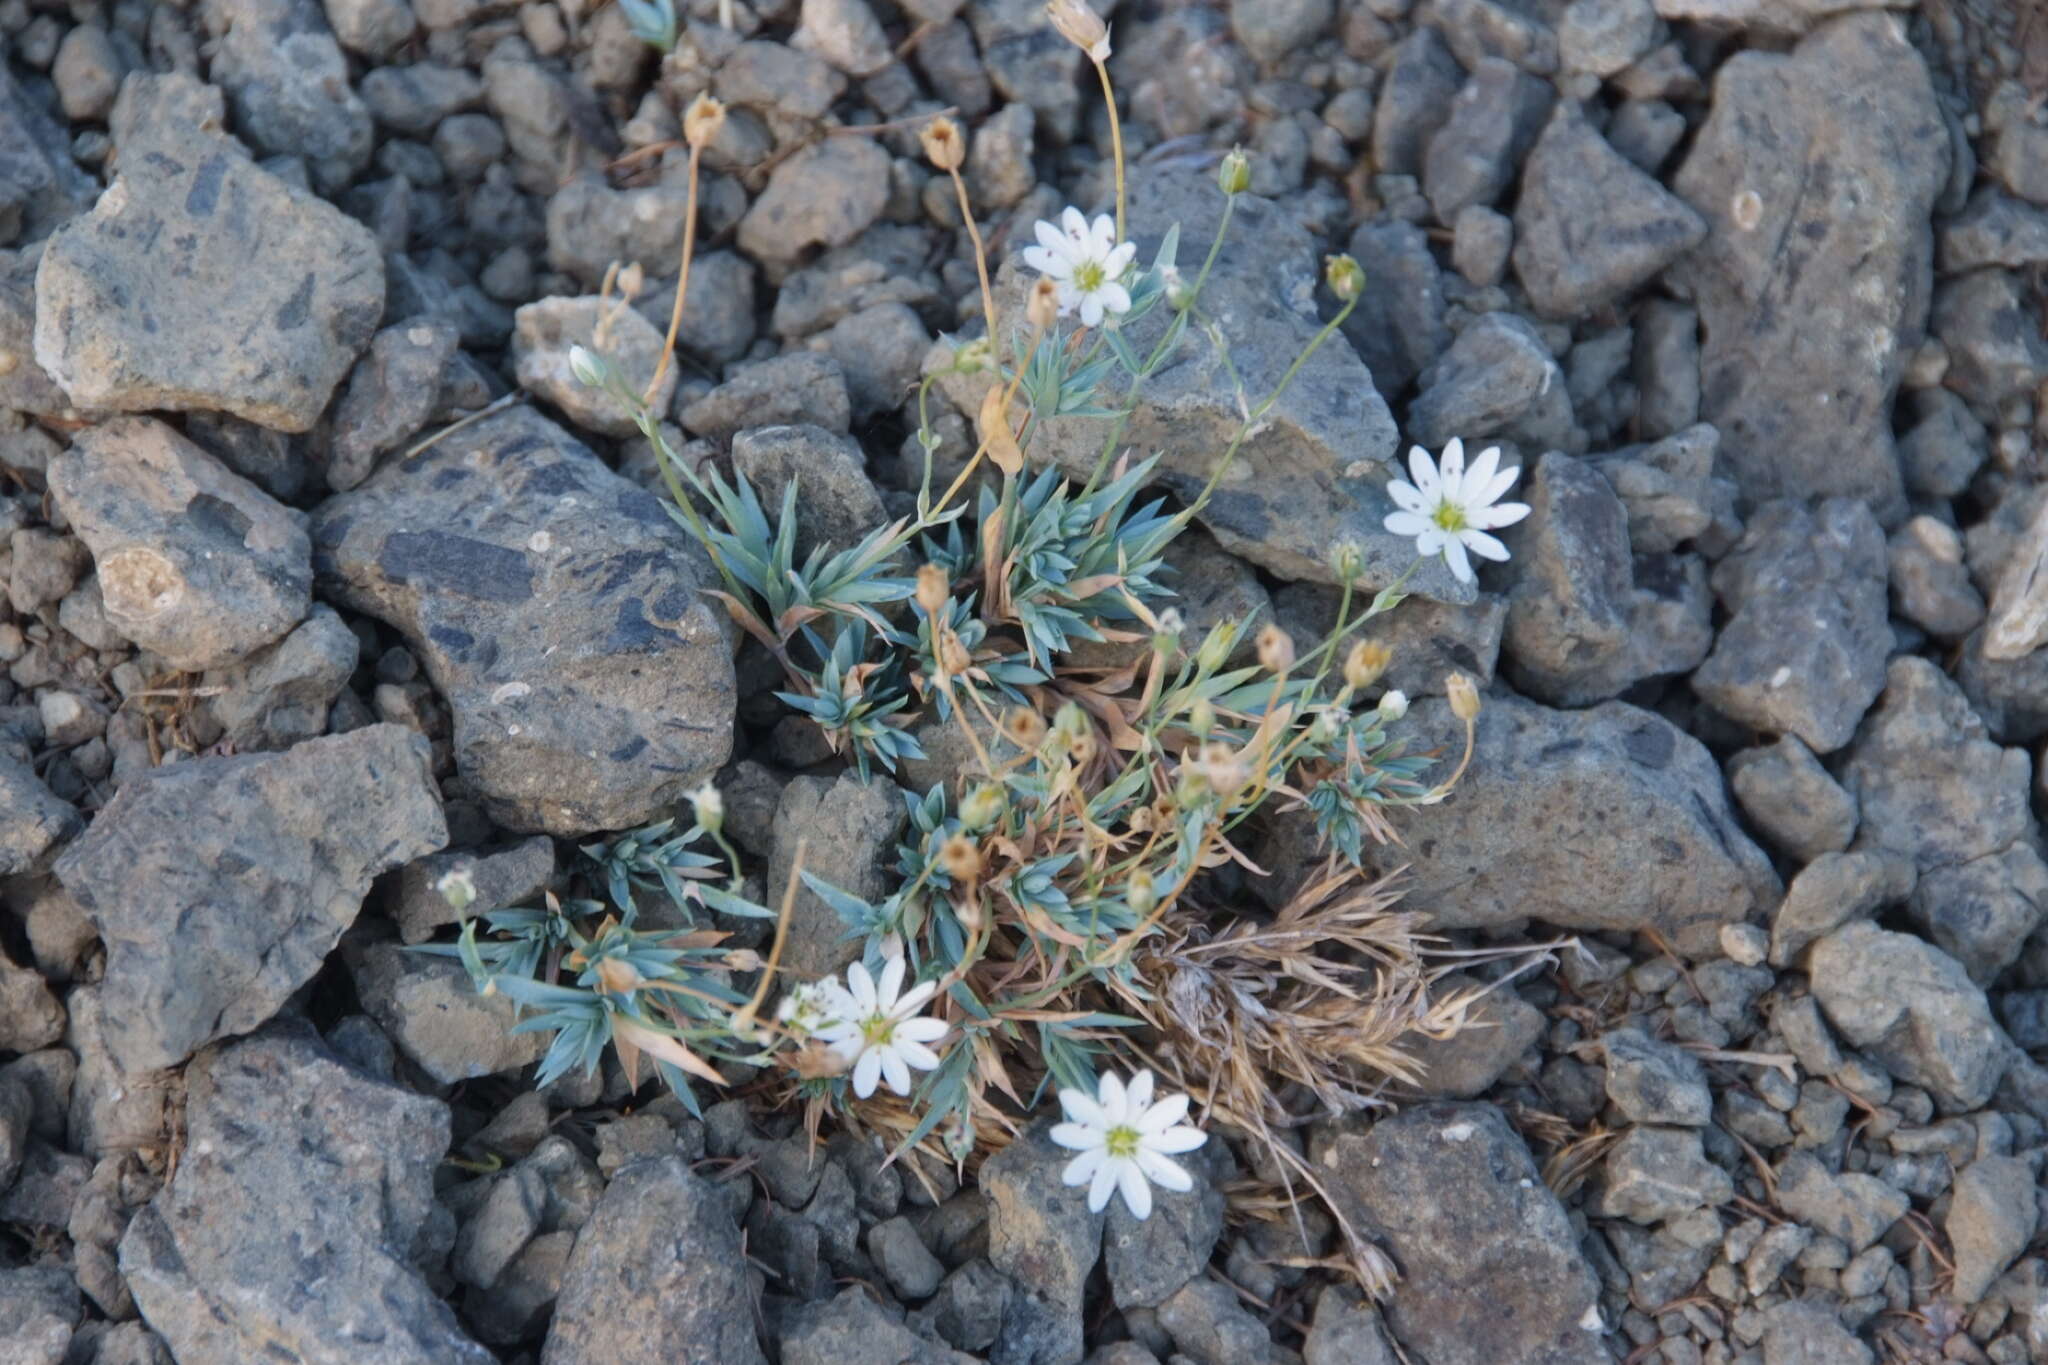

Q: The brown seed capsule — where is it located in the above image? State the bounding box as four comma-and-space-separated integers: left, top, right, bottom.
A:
1256, 623, 1296, 674
938, 631, 972, 675
938, 832, 984, 882
1446, 671, 1481, 722
920, 115, 966, 172
1344, 639, 1392, 690
916, 562, 950, 617
683, 93, 726, 150
1026, 276, 1061, 331
1003, 705, 1049, 748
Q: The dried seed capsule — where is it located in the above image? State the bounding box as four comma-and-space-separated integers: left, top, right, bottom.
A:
920, 115, 966, 171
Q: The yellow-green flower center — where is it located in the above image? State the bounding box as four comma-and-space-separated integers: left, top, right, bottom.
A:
860, 1013, 894, 1046
1432, 502, 1468, 533
1073, 260, 1106, 294
1105, 1124, 1140, 1159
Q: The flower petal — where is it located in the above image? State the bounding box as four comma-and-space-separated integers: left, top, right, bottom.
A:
1088, 1156, 1120, 1212
1438, 438, 1466, 503
877, 956, 906, 1007
1383, 510, 1433, 538
1442, 535, 1474, 584
1051, 1122, 1106, 1151
880, 1047, 912, 1096
1097, 282, 1132, 316
1137, 1092, 1188, 1133
1126, 1070, 1155, 1113
845, 961, 877, 1013
893, 979, 937, 1017
1034, 219, 1068, 253
1063, 1147, 1105, 1187
1078, 294, 1105, 328
893, 1039, 941, 1071
1144, 1125, 1208, 1154
1386, 478, 1429, 515
852, 1047, 882, 1098
1089, 214, 1117, 253
1097, 1071, 1127, 1125
1103, 241, 1137, 276
1412, 527, 1448, 555
894, 1016, 948, 1043
1136, 1147, 1193, 1192
1060, 1088, 1108, 1129
1117, 1160, 1153, 1220
1470, 499, 1530, 530
1406, 446, 1440, 501
1061, 205, 1089, 241
1477, 459, 1521, 506
1459, 528, 1511, 563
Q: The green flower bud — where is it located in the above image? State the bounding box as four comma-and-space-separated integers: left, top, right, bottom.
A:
1217, 147, 1251, 197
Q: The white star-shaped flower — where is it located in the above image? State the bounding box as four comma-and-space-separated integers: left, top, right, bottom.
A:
814, 958, 949, 1098
1382, 438, 1530, 584
1022, 207, 1136, 328
1050, 1069, 1206, 1219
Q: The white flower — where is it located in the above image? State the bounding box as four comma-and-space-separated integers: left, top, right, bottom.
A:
1022, 207, 1137, 328
1377, 689, 1409, 720
689, 780, 724, 833
775, 980, 849, 1039
814, 958, 949, 1098
1050, 1069, 1206, 1219
1382, 438, 1530, 584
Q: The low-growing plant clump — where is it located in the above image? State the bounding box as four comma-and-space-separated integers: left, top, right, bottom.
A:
437, 0, 1551, 1294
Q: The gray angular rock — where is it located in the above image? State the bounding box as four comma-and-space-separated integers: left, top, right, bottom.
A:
1423, 58, 1553, 224
1666, 14, 1947, 518
1593, 1126, 1734, 1223
120, 1026, 491, 1365
1156, 1278, 1284, 1365
0, 65, 99, 247
629, 251, 757, 365
731, 424, 887, 561
1726, 735, 1856, 863
1312, 1104, 1605, 1365
1403, 975, 1542, 1098
328, 320, 462, 491
1407, 313, 1580, 455
1807, 922, 2010, 1112
983, 1119, 1103, 1365
1692, 499, 1891, 754
1938, 188, 2048, 274
0, 1265, 79, 1365
55, 725, 446, 1072
682, 350, 852, 442
200, 604, 360, 752
827, 301, 931, 421
514, 295, 677, 438
0, 752, 80, 877
770, 771, 906, 980
738, 137, 891, 265
793, 0, 894, 77
1589, 425, 1734, 556
325, 0, 417, 58
869, 1217, 946, 1300
49, 418, 311, 671
312, 407, 736, 835
1341, 219, 1452, 396
545, 175, 697, 288
1104, 1142, 1226, 1309
1367, 690, 1778, 956
35, 141, 383, 432
1451, 205, 1513, 288
1768, 849, 1914, 968
542, 1155, 764, 1365
200, 0, 374, 188
1932, 268, 2048, 425
1372, 28, 1466, 177
1888, 515, 1985, 640
395, 836, 554, 944
0, 945, 65, 1055
1602, 1027, 1712, 1126
1560, 0, 1657, 75
937, 166, 1436, 598
1773, 1147, 1909, 1252
351, 942, 549, 1084
783, 1286, 977, 1365
1946, 1154, 2036, 1302
1513, 106, 1705, 318
1302, 1287, 1398, 1365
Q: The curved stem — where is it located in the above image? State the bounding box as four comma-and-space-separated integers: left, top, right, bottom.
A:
1094, 57, 1126, 244
949, 166, 999, 344
644, 144, 703, 406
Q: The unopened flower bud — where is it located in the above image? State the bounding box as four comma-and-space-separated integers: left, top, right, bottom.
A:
916, 562, 951, 617
1325, 253, 1365, 302
568, 344, 605, 388
920, 115, 966, 172
960, 782, 1007, 830
1344, 639, 1392, 690
1217, 146, 1251, 196
691, 780, 724, 833
1446, 671, 1481, 722
1067, 727, 1097, 766
1047, 0, 1111, 61
1329, 538, 1364, 583
1378, 689, 1409, 721
955, 895, 986, 934
938, 832, 984, 882
683, 93, 727, 149
1053, 701, 1088, 742
1126, 868, 1157, 916
1026, 276, 1060, 331
1256, 623, 1296, 674
1187, 698, 1215, 736
1152, 607, 1185, 655
1194, 621, 1238, 674
1200, 740, 1249, 801
595, 956, 645, 997
1160, 264, 1191, 311
954, 337, 994, 373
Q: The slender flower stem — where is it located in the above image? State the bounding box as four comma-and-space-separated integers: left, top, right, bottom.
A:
644, 143, 703, 405
949, 166, 1000, 344
1094, 56, 1126, 243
